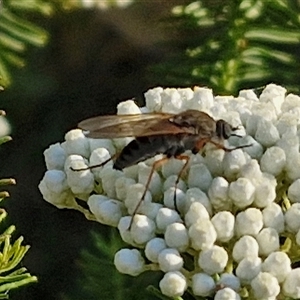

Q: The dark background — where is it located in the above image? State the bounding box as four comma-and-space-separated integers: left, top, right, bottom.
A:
1, 1, 300, 299
0, 2, 187, 299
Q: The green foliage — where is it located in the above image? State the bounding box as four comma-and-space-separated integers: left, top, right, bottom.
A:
150, 0, 300, 94
0, 115, 37, 299
66, 229, 163, 300
0, 0, 52, 87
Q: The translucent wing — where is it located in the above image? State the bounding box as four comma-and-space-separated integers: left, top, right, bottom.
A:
78, 112, 196, 138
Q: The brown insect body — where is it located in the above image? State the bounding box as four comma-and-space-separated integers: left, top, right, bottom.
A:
114, 133, 197, 170
77, 109, 249, 228
79, 109, 237, 170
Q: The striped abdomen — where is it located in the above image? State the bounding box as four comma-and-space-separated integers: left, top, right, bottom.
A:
113, 134, 197, 170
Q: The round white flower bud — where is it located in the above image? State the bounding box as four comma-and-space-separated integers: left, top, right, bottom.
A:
163, 175, 186, 192
165, 223, 189, 252
211, 211, 235, 242
114, 248, 145, 276
89, 147, 113, 179
117, 100, 141, 115
262, 203, 284, 233
217, 273, 241, 291
223, 149, 247, 180
246, 114, 262, 137
239, 159, 262, 180
189, 219, 217, 250
253, 179, 276, 208
39, 170, 76, 208
44, 143, 66, 170
255, 119, 280, 147
40, 169, 69, 194
117, 216, 135, 245
198, 245, 228, 275
260, 146, 286, 176
239, 88, 259, 101
192, 273, 216, 297
185, 188, 212, 215
138, 163, 162, 197
190, 87, 214, 111
88, 195, 124, 227
235, 208, 263, 237
161, 158, 186, 178
236, 256, 262, 283
260, 83, 286, 107
285, 152, 300, 181
229, 178, 255, 208
65, 155, 94, 195
156, 207, 182, 232
63, 129, 90, 157
159, 271, 187, 297
262, 252, 291, 283
288, 179, 300, 203
282, 268, 300, 298
178, 87, 194, 104
188, 163, 212, 192
113, 137, 134, 152
161, 88, 183, 113
276, 114, 297, 136
256, 227, 279, 256
163, 187, 186, 214
130, 214, 156, 245
144, 87, 163, 112
100, 167, 123, 199
185, 202, 210, 228
124, 183, 152, 215
232, 235, 259, 263
208, 177, 231, 211
140, 202, 163, 220
115, 176, 136, 201
145, 238, 167, 263
158, 248, 184, 272
239, 136, 264, 160
214, 287, 241, 300
89, 138, 115, 156
251, 272, 280, 299
285, 203, 300, 232
204, 149, 224, 176
281, 92, 300, 112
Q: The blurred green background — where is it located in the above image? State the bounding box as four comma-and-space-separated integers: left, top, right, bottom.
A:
1, 1, 300, 299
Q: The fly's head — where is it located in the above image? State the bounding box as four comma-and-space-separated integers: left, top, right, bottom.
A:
216, 119, 242, 140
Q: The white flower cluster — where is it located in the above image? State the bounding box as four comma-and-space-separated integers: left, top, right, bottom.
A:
39, 84, 300, 299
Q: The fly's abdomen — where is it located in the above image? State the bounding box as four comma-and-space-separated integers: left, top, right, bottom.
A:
113, 135, 187, 170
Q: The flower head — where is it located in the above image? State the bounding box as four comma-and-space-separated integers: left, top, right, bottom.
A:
40, 84, 300, 298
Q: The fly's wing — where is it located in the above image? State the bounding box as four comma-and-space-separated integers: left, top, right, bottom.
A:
78, 112, 196, 138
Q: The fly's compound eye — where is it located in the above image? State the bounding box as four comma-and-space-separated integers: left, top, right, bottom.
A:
216, 120, 231, 139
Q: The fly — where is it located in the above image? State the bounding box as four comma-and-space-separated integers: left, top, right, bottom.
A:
73, 109, 251, 228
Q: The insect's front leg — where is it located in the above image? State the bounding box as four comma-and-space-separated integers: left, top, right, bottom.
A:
70, 153, 118, 171
209, 140, 253, 152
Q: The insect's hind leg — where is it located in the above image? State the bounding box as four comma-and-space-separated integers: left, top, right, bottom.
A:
129, 156, 170, 229
173, 155, 190, 212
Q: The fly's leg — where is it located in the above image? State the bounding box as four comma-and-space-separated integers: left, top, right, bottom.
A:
129, 156, 170, 229
70, 154, 117, 171
209, 141, 253, 152
173, 155, 190, 212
